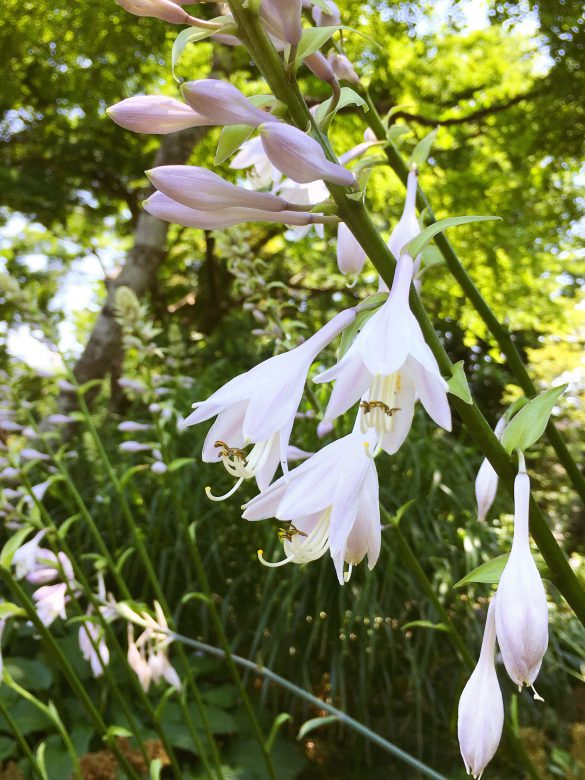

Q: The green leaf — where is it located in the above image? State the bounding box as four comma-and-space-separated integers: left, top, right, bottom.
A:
500, 384, 567, 454
448, 361, 472, 404
0, 526, 34, 568
168, 457, 196, 473
106, 725, 133, 739
387, 125, 411, 141
4, 659, 53, 691
0, 602, 26, 619
504, 396, 530, 422
297, 715, 338, 741
215, 125, 255, 166
266, 712, 291, 752
201, 684, 239, 709
295, 26, 340, 62
454, 553, 551, 588
337, 293, 387, 359
172, 19, 231, 79
314, 87, 367, 127
401, 620, 450, 632
409, 127, 438, 168
404, 215, 501, 258
150, 758, 163, 780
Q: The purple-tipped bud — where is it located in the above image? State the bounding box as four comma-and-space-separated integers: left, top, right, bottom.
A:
147, 166, 289, 212
181, 80, 272, 127
328, 52, 359, 84
144, 192, 323, 229
115, 0, 196, 25
304, 52, 336, 84
337, 223, 367, 275
259, 123, 355, 186
458, 600, 504, 779
495, 470, 549, 690
312, 0, 341, 26
260, 0, 303, 45
107, 95, 208, 134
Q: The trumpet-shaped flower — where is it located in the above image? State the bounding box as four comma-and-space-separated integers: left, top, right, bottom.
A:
181, 80, 274, 127
314, 254, 451, 454
230, 136, 283, 189
79, 622, 110, 678
115, 0, 198, 24
312, 0, 340, 26
495, 469, 548, 691
107, 95, 208, 134
259, 123, 356, 186
243, 429, 381, 584
475, 417, 506, 522
380, 168, 421, 293
458, 599, 504, 779
12, 529, 47, 579
260, 0, 303, 45
184, 309, 356, 498
33, 582, 68, 626
328, 52, 359, 84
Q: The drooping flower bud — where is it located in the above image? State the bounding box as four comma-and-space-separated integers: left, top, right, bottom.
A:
475, 416, 506, 522
312, 0, 341, 26
107, 95, 208, 134
304, 52, 337, 84
115, 0, 197, 25
181, 80, 273, 127
144, 191, 332, 229
495, 469, 549, 691
336, 223, 367, 275
458, 599, 504, 779
260, 0, 303, 45
388, 168, 420, 261
327, 52, 359, 84
147, 166, 289, 213
259, 123, 355, 186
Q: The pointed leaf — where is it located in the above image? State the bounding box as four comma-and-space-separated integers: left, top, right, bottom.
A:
401, 620, 450, 633
297, 715, 339, 741
448, 361, 472, 404
266, 713, 292, 752
0, 526, 34, 568
409, 127, 438, 168
404, 215, 501, 258
172, 19, 232, 79
500, 384, 567, 454
315, 87, 367, 127
454, 553, 551, 588
215, 124, 255, 165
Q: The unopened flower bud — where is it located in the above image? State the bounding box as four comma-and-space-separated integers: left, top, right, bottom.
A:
259, 123, 355, 186
107, 95, 207, 134
119, 441, 153, 454
260, 0, 303, 45
336, 223, 367, 275
312, 0, 341, 26
475, 417, 506, 523
458, 599, 504, 779
495, 470, 548, 690
304, 52, 336, 84
328, 52, 359, 84
115, 0, 197, 25
181, 80, 273, 127
147, 166, 289, 213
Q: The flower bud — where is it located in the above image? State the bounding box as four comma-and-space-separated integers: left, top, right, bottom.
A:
328, 52, 359, 84
147, 165, 289, 213
312, 0, 341, 26
260, 0, 303, 45
336, 223, 367, 275
181, 80, 272, 127
115, 0, 196, 25
143, 191, 328, 229
495, 470, 549, 690
304, 52, 336, 84
388, 168, 420, 261
107, 95, 207, 134
475, 417, 506, 522
458, 599, 504, 779
259, 123, 355, 186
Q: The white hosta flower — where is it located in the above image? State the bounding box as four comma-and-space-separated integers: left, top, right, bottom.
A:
230, 136, 283, 190
79, 622, 110, 678
117, 421, 152, 433
475, 417, 506, 523
458, 599, 504, 779
127, 626, 152, 692
119, 441, 153, 453
495, 469, 548, 692
12, 530, 47, 579
30, 481, 51, 502
33, 582, 68, 626
243, 429, 381, 584
185, 309, 355, 499
336, 222, 367, 275
380, 168, 421, 293
148, 650, 182, 691
314, 254, 451, 454
27, 549, 75, 586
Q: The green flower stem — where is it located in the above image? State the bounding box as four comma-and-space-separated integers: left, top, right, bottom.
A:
170, 632, 449, 780
4, 674, 83, 779
383, 508, 541, 780
0, 570, 141, 779
150, 412, 278, 780
361, 89, 585, 507
225, 0, 585, 629
0, 697, 44, 779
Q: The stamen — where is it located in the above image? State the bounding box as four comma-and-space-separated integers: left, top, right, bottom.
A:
343, 563, 353, 583
258, 511, 332, 569
205, 478, 244, 502
359, 373, 401, 435
530, 685, 544, 702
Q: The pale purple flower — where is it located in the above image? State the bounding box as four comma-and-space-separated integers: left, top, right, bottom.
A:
475, 417, 506, 523
336, 223, 367, 275
46, 414, 75, 425
181, 80, 275, 127
118, 378, 148, 393
0, 420, 23, 432
304, 52, 337, 84
107, 95, 208, 134
328, 52, 359, 84
79, 622, 110, 678
259, 123, 356, 186
33, 582, 68, 626
147, 166, 290, 213
13, 530, 47, 580
314, 254, 451, 454
27, 549, 75, 586
151, 461, 168, 475
20, 448, 49, 462
118, 421, 152, 433
119, 441, 153, 454
31, 481, 51, 502
495, 469, 548, 693
243, 429, 381, 584
260, 0, 303, 45
458, 599, 504, 779
184, 308, 356, 499
312, 0, 341, 26
115, 0, 198, 25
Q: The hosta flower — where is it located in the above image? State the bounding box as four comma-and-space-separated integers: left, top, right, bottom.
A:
185, 309, 356, 499
127, 626, 152, 692
379, 168, 421, 293
243, 429, 381, 584
337, 222, 367, 275
260, 0, 303, 45
474, 417, 506, 522
495, 469, 548, 693
328, 52, 359, 84
458, 599, 504, 779
27, 549, 75, 586
107, 95, 207, 134
314, 254, 451, 454
79, 621, 110, 678
33, 582, 68, 626
115, 0, 200, 25
181, 80, 274, 127
231, 136, 283, 189
12, 529, 47, 579
312, 0, 341, 26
